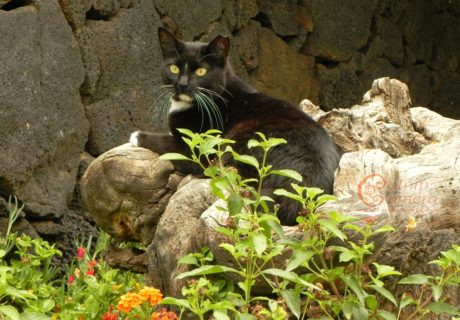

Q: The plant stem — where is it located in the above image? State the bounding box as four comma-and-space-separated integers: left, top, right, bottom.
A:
406, 292, 433, 320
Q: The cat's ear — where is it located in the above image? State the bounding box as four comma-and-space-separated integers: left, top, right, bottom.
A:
158, 27, 182, 58
206, 35, 230, 60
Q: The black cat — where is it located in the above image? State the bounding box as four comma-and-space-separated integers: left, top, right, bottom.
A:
130, 28, 343, 225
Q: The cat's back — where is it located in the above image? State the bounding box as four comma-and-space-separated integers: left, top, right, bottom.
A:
225, 92, 342, 202
226, 92, 331, 144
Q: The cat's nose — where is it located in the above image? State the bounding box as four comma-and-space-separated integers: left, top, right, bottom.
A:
177, 75, 189, 92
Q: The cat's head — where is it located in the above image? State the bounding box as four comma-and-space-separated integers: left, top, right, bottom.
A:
157, 27, 230, 113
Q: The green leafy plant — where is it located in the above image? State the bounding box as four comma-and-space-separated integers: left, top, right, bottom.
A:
55, 232, 145, 319
0, 197, 149, 320
160, 129, 460, 320
0, 196, 61, 320
396, 244, 460, 319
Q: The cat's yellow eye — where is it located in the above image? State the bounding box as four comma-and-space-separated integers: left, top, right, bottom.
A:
195, 67, 207, 77
169, 64, 180, 74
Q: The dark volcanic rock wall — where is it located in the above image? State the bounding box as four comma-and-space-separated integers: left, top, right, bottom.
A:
0, 0, 459, 255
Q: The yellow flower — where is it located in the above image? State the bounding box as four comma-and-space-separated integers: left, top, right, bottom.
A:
112, 284, 123, 291
405, 216, 417, 232
74, 268, 81, 278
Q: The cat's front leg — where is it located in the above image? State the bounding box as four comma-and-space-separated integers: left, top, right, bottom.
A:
130, 131, 202, 175
130, 131, 186, 155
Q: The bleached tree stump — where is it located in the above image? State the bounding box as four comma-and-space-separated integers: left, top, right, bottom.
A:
81, 78, 459, 309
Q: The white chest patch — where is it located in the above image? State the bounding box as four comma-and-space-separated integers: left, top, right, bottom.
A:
169, 95, 193, 113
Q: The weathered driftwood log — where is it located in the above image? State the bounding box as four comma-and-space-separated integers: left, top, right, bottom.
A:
80, 144, 183, 244
81, 78, 459, 308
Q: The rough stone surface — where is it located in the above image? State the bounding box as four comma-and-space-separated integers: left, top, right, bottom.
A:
316, 63, 363, 109
155, 0, 225, 40
0, 1, 89, 218
303, 0, 377, 61
250, 25, 317, 104
81, 0, 163, 155
258, 0, 299, 37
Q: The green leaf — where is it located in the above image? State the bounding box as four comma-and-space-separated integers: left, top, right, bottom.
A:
306, 187, 324, 200
220, 243, 236, 255
352, 304, 369, 320
427, 302, 460, 315
286, 249, 315, 271
161, 297, 191, 309
0, 305, 20, 320
213, 310, 231, 320
398, 274, 431, 285
365, 295, 378, 311
318, 219, 347, 240
368, 285, 397, 307
340, 274, 366, 304
177, 128, 197, 138
262, 269, 320, 290
237, 314, 257, 320
431, 284, 442, 301
228, 192, 244, 215
280, 289, 301, 319
176, 265, 241, 279
315, 194, 337, 207
259, 217, 284, 238
5, 286, 35, 300
342, 301, 354, 319
373, 225, 395, 234
270, 170, 302, 182
451, 276, 460, 284
178, 255, 199, 266
339, 250, 357, 262
399, 295, 416, 309
21, 311, 51, 320
252, 234, 268, 256
247, 139, 259, 149
159, 153, 190, 161
372, 263, 402, 279
441, 248, 460, 265
41, 299, 55, 313
262, 269, 298, 282
273, 189, 304, 203
377, 310, 396, 320
233, 154, 259, 169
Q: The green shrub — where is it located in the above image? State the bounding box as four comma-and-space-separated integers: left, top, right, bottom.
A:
161, 129, 460, 320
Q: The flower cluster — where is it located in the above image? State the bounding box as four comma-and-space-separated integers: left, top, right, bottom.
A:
102, 306, 119, 320
117, 286, 164, 314
151, 308, 179, 320
67, 247, 98, 285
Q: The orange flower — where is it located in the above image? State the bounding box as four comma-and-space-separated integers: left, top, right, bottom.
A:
138, 287, 163, 306
151, 308, 179, 320
102, 307, 119, 320
117, 292, 144, 313
88, 260, 98, 268
362, 216, 377, 225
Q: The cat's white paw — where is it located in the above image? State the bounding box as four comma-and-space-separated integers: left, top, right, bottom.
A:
129, 131, 140, 147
